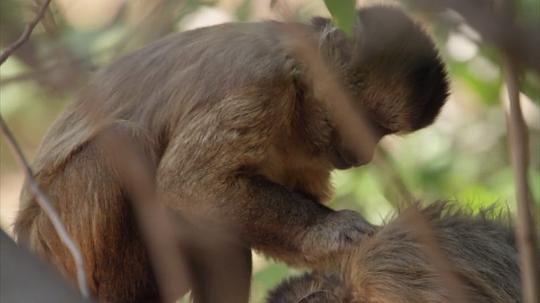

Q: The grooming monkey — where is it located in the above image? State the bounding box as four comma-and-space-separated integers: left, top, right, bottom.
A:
268, 202, 522, 303
14, 5, 448, 303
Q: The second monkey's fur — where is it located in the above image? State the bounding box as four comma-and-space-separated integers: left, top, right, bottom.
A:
268, 202, 522, 303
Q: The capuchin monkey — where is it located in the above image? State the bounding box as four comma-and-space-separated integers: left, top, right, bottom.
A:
14, 5, 448, 303
267, 202, 522, 303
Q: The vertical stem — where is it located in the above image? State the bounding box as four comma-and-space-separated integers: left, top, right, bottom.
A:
503, 57, 539, 303
494, 0, 539, 299
0, 0, 53, 64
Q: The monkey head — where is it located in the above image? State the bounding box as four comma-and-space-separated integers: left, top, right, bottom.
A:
311, 6, 449, 169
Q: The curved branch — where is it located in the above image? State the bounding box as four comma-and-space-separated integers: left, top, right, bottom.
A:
0, 0, 90, 297
0, 0, 52, 65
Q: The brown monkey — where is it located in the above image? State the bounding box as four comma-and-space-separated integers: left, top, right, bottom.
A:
267, 202, 522, 303
14, 5, 448, 302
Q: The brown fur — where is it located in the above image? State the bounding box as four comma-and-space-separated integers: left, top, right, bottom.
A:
15, 6, 448, 302
267, 202, 522, 303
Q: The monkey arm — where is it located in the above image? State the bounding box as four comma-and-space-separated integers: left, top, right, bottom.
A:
230, 174, 336, 264
159, 168, 370, 266
156, 91, 372, 266
158, 159, 371, 267
232, 175, 373, 266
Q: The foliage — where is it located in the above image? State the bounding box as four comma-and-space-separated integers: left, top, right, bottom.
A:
322, 0, 356, 37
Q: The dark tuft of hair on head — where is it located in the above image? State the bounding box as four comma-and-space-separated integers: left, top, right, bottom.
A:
313, 6, 449, 133
353, 6, 449, 132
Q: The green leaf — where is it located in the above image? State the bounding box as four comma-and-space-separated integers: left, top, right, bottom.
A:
235, 0, 252, 22
323, 0, 356, 37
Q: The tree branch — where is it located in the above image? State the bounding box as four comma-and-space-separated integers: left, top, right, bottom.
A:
495, 1, 539, 302
0, 0, 90, 297
0, 0, 52, 65
503, 57, 539, 303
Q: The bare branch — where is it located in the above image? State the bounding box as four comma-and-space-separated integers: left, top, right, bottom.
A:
0, 0, 90, 297
0, 0, 52, 65
503, 51, 539, 303
0, 117, 90, 298
373, 148, 415, 206
494, 1, 539, 302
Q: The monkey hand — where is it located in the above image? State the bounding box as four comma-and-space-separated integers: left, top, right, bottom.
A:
300, 210, 373, 263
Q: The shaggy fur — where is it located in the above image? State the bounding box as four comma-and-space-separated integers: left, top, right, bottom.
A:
267, 202, 521, 303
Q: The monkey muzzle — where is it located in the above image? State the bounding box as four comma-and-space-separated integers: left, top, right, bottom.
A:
330, 146, 370, 169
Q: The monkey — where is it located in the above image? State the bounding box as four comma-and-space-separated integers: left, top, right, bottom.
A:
14, 5, 448, 303
267, 202, 523, 303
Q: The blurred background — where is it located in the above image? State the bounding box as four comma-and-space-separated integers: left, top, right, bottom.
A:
1, 0, 539, 301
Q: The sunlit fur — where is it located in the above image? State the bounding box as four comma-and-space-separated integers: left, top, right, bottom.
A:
268, 202, 521, 303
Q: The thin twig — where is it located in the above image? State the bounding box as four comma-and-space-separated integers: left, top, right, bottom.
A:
503, 56, 539, 303
495, 1, 539, 302
0, 0, 53, 65
373, 148, 415, 206
0, 0, 89, 297
0, 117, 90, 298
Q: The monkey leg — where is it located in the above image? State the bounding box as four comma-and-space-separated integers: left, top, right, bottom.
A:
15, 123, 161, 303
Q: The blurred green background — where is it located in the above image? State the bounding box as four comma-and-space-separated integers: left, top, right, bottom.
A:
1, 0, 539, 302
